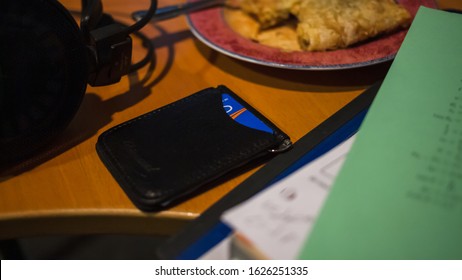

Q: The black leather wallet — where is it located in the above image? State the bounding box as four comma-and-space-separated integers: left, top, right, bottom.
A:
96, 86, 291, 211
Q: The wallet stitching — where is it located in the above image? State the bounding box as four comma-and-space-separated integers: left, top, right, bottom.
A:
98, 88, 285, 202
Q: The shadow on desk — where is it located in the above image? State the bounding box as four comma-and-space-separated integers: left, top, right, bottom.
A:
0, 81, 150, 180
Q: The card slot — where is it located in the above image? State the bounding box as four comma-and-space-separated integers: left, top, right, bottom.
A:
220, 92, 274, 135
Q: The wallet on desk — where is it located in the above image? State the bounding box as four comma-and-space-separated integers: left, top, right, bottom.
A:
96, 85, 291, 211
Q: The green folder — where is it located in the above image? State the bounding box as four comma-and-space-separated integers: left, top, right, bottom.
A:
299, 7, 462, 260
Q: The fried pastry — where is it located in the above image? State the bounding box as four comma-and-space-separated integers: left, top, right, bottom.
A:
292, 0, 411, 51
233, 0, 411, 51
239, 0, 300, 28
225, 9, 301, 51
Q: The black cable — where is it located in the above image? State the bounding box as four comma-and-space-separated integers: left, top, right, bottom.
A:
129, 28, 155, 73
70, 8, 156, 74
124, 0, 158, 35
81, 0, 158, 37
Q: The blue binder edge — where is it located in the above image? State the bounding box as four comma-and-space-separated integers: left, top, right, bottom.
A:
157, 82, 381, 260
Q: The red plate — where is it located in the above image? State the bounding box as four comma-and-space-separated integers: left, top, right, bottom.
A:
187, 0, 438, 70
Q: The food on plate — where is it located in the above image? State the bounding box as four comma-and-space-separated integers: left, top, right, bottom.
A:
226, 0, 412, 51
225, 10, 302, 51
238, 0, 300, 28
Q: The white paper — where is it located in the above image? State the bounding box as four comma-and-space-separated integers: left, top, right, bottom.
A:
221, 135, 356, 259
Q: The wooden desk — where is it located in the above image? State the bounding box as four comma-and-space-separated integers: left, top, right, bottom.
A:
0, 0, 457, 240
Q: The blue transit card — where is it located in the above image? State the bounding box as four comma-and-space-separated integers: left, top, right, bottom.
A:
222, 93, 274, 134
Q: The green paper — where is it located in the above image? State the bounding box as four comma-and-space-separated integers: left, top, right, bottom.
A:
299, 7, 462, 259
